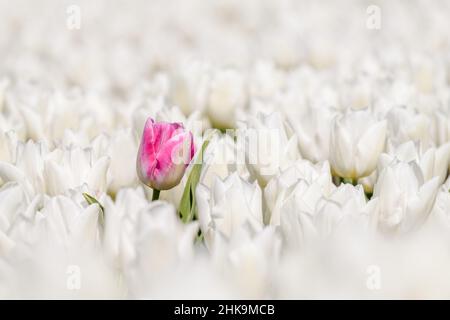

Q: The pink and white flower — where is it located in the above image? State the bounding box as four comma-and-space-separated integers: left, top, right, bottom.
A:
137, 118, 195, 191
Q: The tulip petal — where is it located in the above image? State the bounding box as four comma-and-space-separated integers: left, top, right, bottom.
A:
355, 120, 387, 177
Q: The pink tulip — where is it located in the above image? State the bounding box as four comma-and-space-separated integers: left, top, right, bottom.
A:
137, 118, 195, 192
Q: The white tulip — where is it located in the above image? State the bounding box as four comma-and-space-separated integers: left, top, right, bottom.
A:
127, 201, 199, 297
314, 184, 377, 237
386, 106, 433, 149
43, 146, 110, 197
60, 129, 92, 149
372, 161, 440, 233
196, 173, 263, 247
0, 131, 13, 164
133, 201, 198, 272
432, 107, 450, 147
0, 141, 110, 198
35, 195, 101, 249
2, 193, 119, 299
102, 187, 149, 269
15, 90, 85, 143
264, 160, 338, 248
339, 79, 373, 110
380, 141, 450, 184
0, 182, 26, 255
0, 131, 17, 186
0, 78, 8, 111
239, 112, 300, 186
357, 170, 378, 195
430, 189, 450, 230
200, 133, 250, 189
173, 60, 211, 115
265, 160, 335, 226
330, 109, 387, 180
207, 69, 246, 129
288, 105, 335, 163
249, 61, 285, 100
132, 256, 237, 299
211, 226, 281, 299
92, 129, 139, 195
0, 140, 48, 198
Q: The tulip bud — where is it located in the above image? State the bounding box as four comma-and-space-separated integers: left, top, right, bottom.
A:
136, 118, 195, 192
330, 110, 387, 180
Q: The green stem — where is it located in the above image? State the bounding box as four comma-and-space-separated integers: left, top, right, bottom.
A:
342, 177, 357, 186
152, 189, 160, 201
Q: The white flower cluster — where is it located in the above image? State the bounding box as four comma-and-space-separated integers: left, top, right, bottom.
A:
1, 0, 450, 299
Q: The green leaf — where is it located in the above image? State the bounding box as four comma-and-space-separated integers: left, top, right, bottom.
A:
83, 193, 105, 228
179, 135, 213, 223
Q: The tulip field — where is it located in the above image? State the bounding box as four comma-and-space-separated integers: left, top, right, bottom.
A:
0, 0, 450, 300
